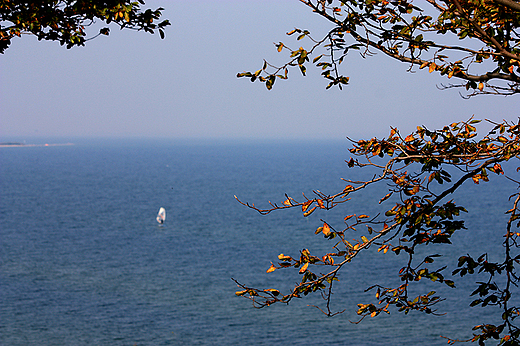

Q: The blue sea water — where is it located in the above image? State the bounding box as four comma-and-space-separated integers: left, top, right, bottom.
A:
0, 139, 517, 345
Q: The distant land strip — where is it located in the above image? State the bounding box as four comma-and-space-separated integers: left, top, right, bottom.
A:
0, 142, 74, 148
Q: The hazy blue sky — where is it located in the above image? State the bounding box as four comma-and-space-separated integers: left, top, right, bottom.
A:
1, 1, 518, 140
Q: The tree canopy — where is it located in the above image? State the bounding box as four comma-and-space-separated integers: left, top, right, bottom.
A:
238, 0, 519, 97
236, 1, 520, 345
0, 0, 170, 53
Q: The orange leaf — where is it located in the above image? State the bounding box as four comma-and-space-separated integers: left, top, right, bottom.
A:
322, 223, 331, 236
267, 263, 276, 273
493, 163, 504, 174
304, 206, 317, 217
379, 192, 392, 204
302, 200, 312, 212
317, 199, 325, 209
299, 262, 309, 274
429, 62, 436, 73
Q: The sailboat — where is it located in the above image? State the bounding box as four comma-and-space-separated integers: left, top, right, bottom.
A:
156, 207, 166, 224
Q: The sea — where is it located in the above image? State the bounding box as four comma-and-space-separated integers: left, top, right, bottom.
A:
0, 138, 517, 345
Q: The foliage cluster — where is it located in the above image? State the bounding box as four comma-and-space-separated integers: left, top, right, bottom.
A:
235, 118, 520, 344
0, 0, 170, 53
238, 0, 520, 97
236, 1, 520, 344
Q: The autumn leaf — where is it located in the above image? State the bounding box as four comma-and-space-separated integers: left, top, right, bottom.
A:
493, 163, 504, 174
379, 192, 392, 204
302, 200, 312, 212
278, 253, 292, 261
299, 262, 309, 274
264, 288, 280, 296
322, 223, 331, 236
404, 134, 415, 142
304, 206, 317, 217
267, 263, 276, 273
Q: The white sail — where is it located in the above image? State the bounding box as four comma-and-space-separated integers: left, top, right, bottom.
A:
156, 207, 166, 224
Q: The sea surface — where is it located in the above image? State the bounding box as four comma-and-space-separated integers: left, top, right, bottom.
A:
0, 139, 517, 345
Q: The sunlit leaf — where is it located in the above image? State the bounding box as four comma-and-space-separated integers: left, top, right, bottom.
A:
302, 200, 312, 212
404, 134, 415, 142
265, 288, 280, 296
322, 223, 331, 236
304, 206, 317, 217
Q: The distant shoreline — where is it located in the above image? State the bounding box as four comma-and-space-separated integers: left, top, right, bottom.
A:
0, 142, 74, 148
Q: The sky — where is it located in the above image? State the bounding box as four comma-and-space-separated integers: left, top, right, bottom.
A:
1, 1, 518, 141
